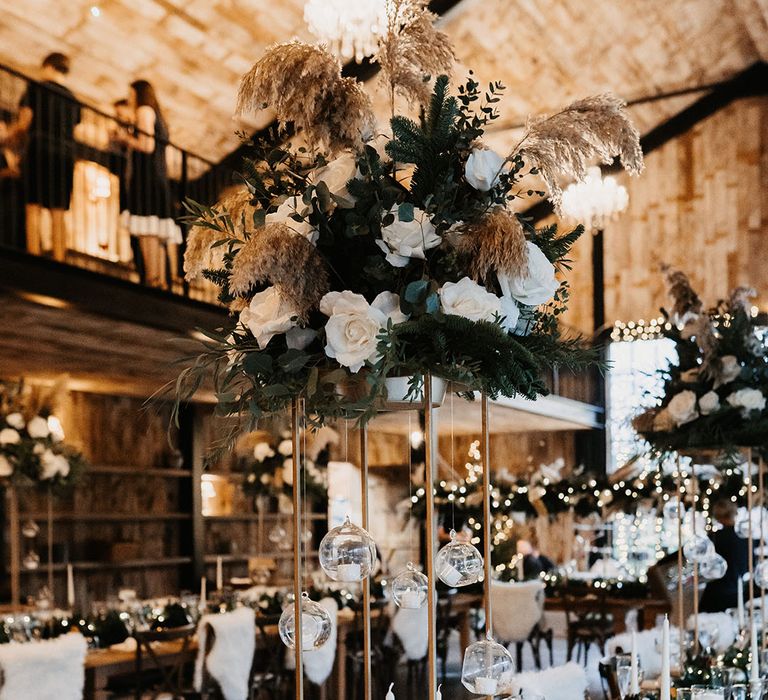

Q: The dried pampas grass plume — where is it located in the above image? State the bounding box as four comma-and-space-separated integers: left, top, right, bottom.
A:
184, 186, 254, 282
729, 286, 756, 314
456, 209, 529, 281
376, 0, 455, 105
229, 223, 330, 321
237, 41, 374, 153
513, 94, 643, 211
662, 264, 703, 323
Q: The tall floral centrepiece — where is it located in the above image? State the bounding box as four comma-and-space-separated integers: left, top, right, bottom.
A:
180, 0, 643, 427
633, 266, 767, 458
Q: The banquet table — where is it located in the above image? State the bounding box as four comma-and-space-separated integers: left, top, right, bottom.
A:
545, 595, 671, 632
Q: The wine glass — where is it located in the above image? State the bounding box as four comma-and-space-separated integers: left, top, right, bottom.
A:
726, 685, 747, 700
691, 686, 725, 698
615, 654, 632, 698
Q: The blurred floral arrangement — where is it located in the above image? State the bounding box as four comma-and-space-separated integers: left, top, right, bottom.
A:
0, 380, 86, 490
632, 266, 768, 458
178, 0, 643, 428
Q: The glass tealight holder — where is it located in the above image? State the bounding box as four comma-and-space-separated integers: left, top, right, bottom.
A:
392, 563, 428, 609
318, 516, 377, 582
683, 534, 715, 563
754, 561, 768, 589
278, 592, 332, 651
435, 530, 484, 587
698, 553, 728, 581
460, 634, 515, 696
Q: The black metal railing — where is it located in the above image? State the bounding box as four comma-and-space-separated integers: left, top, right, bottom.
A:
0, 63, 233, 303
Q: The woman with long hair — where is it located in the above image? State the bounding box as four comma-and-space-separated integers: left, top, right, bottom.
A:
116, 79, 181, 287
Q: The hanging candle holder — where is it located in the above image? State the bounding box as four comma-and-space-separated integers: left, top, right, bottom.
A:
278, 592, 332, 651
698, 553, 728, 581
662, 497, 685, 521
392, 562, 428, 609
682, 534, 715, 563
754, 561, 768, 589
318, 515, 377, 582
460, 633, 515, 695
435, 530, 484, 587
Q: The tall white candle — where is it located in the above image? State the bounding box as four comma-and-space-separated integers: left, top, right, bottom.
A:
200, 576, 207, 609
216, 556, 223, 591
738, 580, 745, 630
386, 682, 395, 700
436, 683, 442, 700
66, 563, 75, 609
751, 620, 760, 684
660, 615, 671, 700
517, 556, 524, 581
630, 630, 640, 694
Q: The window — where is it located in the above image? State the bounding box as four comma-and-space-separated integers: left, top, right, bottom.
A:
606, 337, 677, 473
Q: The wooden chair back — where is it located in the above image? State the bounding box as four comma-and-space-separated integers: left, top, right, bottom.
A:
133, 623, 196, 700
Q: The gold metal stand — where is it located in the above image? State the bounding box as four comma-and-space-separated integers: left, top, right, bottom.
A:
481, 393, 494, 700
360, 424, 372, 700
290, 398, 304, 698
760, 454, 766, 651
747, 447, 754, 631
691, 461, 699, 651
423, 373, 438, 699
8, 486, 20, 606
675, 459, 684, 667
47, 489, 54, 602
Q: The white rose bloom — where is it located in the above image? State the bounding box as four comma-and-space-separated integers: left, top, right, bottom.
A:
0, 455, 12, 477
499, 295, 521, 332
698, 391, 721, 415
253, 442, 275, 462
498, 242, 560, 306
277, 439, 293, 457
320, 291, 406, 373
285, 327, 316, 351
239, 287, 298, 350
439, 277, 501, 323
310, 152, 358, 206
27, 416, 50, 439
464, 147, 506, 191
6, 413, 24, 430
714, 355, 742, 388
667, 390, 700, 426
726, 388, 767, 416
39, 449, 70, 480
0, 428, 20, 446
377, 206, 441, 267
265, 196, 318, 243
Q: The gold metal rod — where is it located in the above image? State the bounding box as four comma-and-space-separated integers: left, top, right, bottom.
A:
481, 393, 493, 636
291, 398, 304, 699
760, 454, 766, 651
8, 486, 20, 606
360, 424, 372, 700
676, 457, 684, 668
747, 447, 754, 632
691, 460, 699, 652
423, 373, 438, 699
48, 489, 54, 603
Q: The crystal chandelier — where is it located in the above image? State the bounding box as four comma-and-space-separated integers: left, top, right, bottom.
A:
560, 166, 629, 230
304, 0, 388, 62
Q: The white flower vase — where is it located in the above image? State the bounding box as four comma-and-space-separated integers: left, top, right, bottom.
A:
383, 376, 447, 410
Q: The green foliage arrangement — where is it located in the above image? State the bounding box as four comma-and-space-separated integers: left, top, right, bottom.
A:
632, 268, 768, 460
179, 29, 642, 429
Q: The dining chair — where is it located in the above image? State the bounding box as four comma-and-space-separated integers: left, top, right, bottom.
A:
134, 623, 197, 700
598, 656, 622, 700
490, 579, 545, 671
250, 613, 290, 699
345, 598, 391, 700
563, 589, 614, 666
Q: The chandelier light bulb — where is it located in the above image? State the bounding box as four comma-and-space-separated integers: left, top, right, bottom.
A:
304, 0, 388, 62
561, 166, 629, 230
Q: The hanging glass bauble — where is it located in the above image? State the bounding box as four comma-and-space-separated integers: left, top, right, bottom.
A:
754, 561, 768, 589
460, 635, 515, 695
735, 508, 768, 541
22, 551, 40, 570
682, 534, 714, 563
698, 553, 728, 581
278, 592, 332, 650
662, 498, 685, 522
268, 523, 287, 543
435, 530, 484, 587
21, 520, 40, 538
392, 562, 428, 609
318, 515, 377, 582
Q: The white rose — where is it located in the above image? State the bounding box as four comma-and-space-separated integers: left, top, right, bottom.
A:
698, 391, 721, 416
726, 388, 767, 417
377, 206, 441, 267
0, 455, 13, 477
254, 442, 275, 462
277, 439, 293, 457
498, 242, 559, 306
667, 390, 699, 426
6, 413, 24, 430
27, 416, 50, 439
714, 355, 742, 388
320, 291, 406, 373
39, 449, 70, 480
239, 287, 298, 350
265, 196, 318, 243
499, 295, 521, 332
464, 147, 506, 191
310, 152, 358, 207
0, 428, 20, 446
439, 277, 501, 323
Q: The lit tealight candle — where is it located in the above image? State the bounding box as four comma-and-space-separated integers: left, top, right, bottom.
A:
474, 677, 498, 694
301, 613, 319, 651
439, 563, 463, 587
337, 563, 362, 582
399, 590, 422, 609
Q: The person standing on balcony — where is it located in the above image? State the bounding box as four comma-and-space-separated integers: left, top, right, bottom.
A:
4, 52, 80, 261
114, 79, 182, 288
